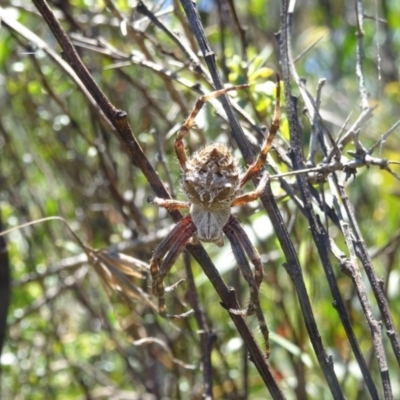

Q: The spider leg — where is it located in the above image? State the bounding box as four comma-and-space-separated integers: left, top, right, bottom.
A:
223, 219, 270, 358
231, 173, 269, 207
150, 215, 192, 296
157, 225, 196, 319
240, 74, 281, 188
150, 215, 197, 319
228, 216, 264, 290
149, 196, 190, 210
175, 84, 249, 171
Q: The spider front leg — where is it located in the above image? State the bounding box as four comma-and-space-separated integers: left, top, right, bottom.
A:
231, 173, 269, 208
240, 74, 281, 187
175, 84, 249, 170
223, 219, 270, 358
148, 196, 190, 210
149, 215, 197, 319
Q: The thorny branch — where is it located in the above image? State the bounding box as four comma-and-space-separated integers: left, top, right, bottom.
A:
284, 3, 387, 398
278, 1, 344, 397
278, 0, 399, 398
331, 205, 392, 398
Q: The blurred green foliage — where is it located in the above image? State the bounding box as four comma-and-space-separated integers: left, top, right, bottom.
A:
0, 0, 399, 399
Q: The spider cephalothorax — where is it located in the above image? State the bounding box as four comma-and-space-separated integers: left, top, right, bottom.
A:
149, 77, 281, 357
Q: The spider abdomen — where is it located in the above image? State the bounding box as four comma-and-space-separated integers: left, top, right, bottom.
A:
190, 203, 231, 247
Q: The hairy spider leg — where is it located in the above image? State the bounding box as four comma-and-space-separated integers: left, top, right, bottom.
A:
156, 224, 196, 318
175, 84, 249, 171
231, 173, 269, 207
150, 215, 197, 319
150, 215, 192, 295
240, 75, 281, 188
149, 196, 190, 210
228, 216, 264, 290
223, 221, 270, 358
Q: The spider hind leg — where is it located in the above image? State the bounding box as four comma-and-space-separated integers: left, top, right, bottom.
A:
223, 217, 270, 358
149, 215, 196, 319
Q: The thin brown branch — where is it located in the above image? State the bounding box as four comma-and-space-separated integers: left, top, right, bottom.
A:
183, 251, 214, 400
0, 214, 10, 378
331, 203, 392, 398
331, 172, 400, 369
355, 0, 370, 111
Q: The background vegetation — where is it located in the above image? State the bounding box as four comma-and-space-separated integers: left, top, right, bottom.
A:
0, 0, 399, 399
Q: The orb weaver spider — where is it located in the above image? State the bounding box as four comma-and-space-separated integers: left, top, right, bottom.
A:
149, 76, 280, 357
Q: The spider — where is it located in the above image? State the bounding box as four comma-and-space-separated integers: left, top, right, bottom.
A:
149, 76, 280, 357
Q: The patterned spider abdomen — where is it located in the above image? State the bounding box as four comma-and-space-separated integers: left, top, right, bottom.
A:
182, 143, 241, 246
